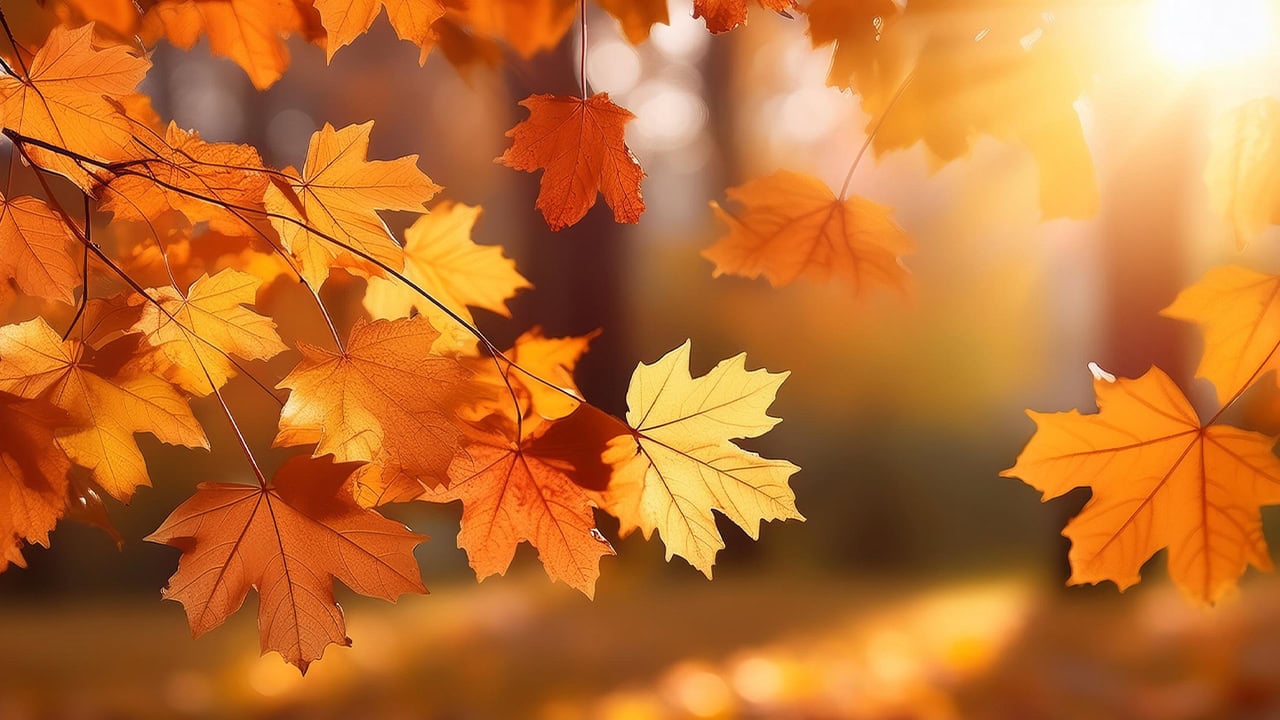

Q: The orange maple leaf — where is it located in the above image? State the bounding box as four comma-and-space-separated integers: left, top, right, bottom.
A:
0, 23, 150, 187
450, 0, 577, 58
705, 171, 913, 291
428, 408, 621, 597
275, 316, 471, 494
141, 0, 323, 90
314, 0, 446, 62
1003, 366, 1280, 605
0, 393, 73, 573
1162, 266, 1280, 406
98, 122, 270, 239
0, 192, 80, 304
265, 121, 440, 287
695, 0, 796, 33
596, 0, 669, 42
806, 0, 1099, 220
0, 318, 208, 502
499, 93, 646, 231
146, 455, 427, 673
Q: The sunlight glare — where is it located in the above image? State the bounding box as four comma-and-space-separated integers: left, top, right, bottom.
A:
1149, 0, 1276, 71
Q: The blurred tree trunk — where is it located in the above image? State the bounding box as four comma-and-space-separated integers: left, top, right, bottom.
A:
507, 21, 628, 412
1051, 81, 1203, 586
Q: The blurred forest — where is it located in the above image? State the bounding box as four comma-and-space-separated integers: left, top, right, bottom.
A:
5, 0, 1280, 718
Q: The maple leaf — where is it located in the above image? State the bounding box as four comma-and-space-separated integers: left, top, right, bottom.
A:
146, 455, 427, 673
55, 0, 144, 36
141, 0, 323, 90
803, 0, 901, 101
694, 0, 796, 34
98, 122, 270, 239
504, 327, 598, 420
362, 202, 530, 324
705, 170, 913, 291
0, 23, 150, 187
807, 0, 1098, 220
427, 409, 621, 596
0, 318, 208, 502
314, 0, 446, 62
1162, 266, 1280, 405
0, 393, 73, 574
264, 121, 440, 287
0, 191, 80, 304
594, 341, 802, 576
1004, 366, 1280, 606
596, 0, 669, 43
276, 316, 470, 494
452, 0, 577, 58
499, 93, 646, 231
459, 327, 601, 426
130, 269, 288, 396
1204, 98, 1280, 248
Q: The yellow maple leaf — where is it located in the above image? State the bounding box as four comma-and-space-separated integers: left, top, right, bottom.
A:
130, 269, 288, 396
265, 122, 440, 287
1204, 98, 1280, 248
594, 341, 803, 576
362, 202, 530, 324
0, 318, 208, 501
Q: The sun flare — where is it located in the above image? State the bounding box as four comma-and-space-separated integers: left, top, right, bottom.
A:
1149, 0, 1277, 71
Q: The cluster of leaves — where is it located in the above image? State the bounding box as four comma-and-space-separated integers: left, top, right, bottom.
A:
9, 0, 1279, 672
0, 0, 817, 673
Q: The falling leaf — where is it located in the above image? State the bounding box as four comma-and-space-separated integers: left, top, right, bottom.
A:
314, 0, 446, 62
130, 269, 288, 395
694, 0, 796, 34
0, 192, 80, 304
141, 0, 323, 90
276, 316, 470, 493
0, 393, 73, 573
499, 93, 646, 231
362, 202, 530, 324
0, 23, 150, 187
1205, 98, 1280, 248
0, 318, 208, 501
265, 122, 440, 287
146, 455, 428, 673
595, 341, 803, 576
705, 170, 912, 292
1003, 366, 1280, 605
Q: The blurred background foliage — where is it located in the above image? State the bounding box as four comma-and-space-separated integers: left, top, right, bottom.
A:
5, 0, 1280, 717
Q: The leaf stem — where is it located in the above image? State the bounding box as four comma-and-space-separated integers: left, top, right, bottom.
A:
838, 70, 915, 201
580, 0, 588, 100
61, 195, 91, 341
12, 140, 286, 406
